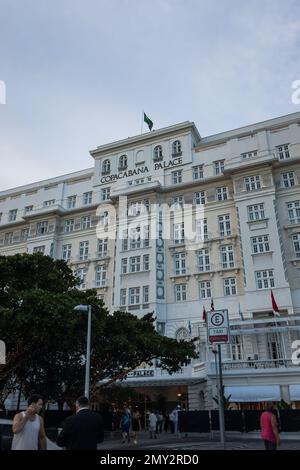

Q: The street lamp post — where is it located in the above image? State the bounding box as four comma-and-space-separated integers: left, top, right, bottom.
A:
74, 304, 92, 399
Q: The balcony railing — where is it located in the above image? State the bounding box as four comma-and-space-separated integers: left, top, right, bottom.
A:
220, 359, 298, 371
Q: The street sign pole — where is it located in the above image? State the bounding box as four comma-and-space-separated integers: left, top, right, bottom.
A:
218, 343, 226, 450
207, 309, 229, 450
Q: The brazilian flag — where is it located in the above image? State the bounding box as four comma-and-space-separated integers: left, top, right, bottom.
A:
144, 112, 153, 131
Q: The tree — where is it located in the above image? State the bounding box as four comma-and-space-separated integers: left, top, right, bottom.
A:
0, 253, 197, 408
212, 386, 232, 410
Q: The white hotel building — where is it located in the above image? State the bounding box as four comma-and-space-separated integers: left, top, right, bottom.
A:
2, 111, 300, 410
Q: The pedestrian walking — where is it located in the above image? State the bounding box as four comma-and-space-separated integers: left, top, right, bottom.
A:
156, 411, 163, 434
148, 411, 158, 439
169, 405, 181, 435
12, 394, 47, 450
131, 408, 142, 444
57, 396, 104, 450
120, 406, 131, 443
260, 402, 280, 450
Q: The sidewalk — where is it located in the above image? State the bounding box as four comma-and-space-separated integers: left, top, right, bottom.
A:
100, 430, 300, 449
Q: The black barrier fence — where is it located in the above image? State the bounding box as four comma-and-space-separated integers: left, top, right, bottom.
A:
178, 410, 300, 433
3, 409, 300, 434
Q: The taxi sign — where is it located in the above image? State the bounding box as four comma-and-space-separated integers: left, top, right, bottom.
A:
207, 309, 230, 344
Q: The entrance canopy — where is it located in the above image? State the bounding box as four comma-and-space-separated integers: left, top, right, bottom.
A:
224, 385, 281, 403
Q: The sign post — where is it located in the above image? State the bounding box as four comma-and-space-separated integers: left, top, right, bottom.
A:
207, 309, 230, 450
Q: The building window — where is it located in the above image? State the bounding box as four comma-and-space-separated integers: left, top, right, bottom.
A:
247, 203, 265, 221
43, 199, 55, 207
255, 270, 275, 289
81, 216, 91, 230
143, 225, 150, 248
102, 159, 111, 175
122, 230, 128, 251
287, 201, 300, 224
67, 195, 76, 209
281, 172, 295, 188
224, 278, 237, 296
98, 238, 108, 257
121, 258, 128, 274
231, 335, 244, 361
130, 226, 141, 249
214, 160, 225, 175
100, 211, 109, 226
172, 170, 183, 184
172, 140, 182, 156
193, 165, 203, 180
195, 218, 208, 241
33, 246, 45, 254
143, 254, 150, 271
173, 223, 185, 244
83, 192, 93, 205
120, 288, 127, 306
199, 281, 211, 299
174, 252, 186, 275
251, 235, 270, 254
267, 333, 283, 359
101, 187, 111, 201
62, 244, 72, 261
175, 283, 187, 302
119, 154, 127, 170
153, 145, 163, 161
221, 245, 235, 269
95, 265, 107, 287
79, 241, 89, 260
129, 287, 140, 305
25, 205, 33, 214
193, 191, 205, 205
157, 322, 165, 335
171, 195, 184, 209
76, 268, 87, 289
218, 214, 231, 236
197, 248, 210, 272
143, 285, 149, 304
276, 144, 290, 160
64, 219, 74, 233
21, 228, 29, 241
36, 221, 48, 235
245, 175, 261, 191
4, 232, 13, 245
216, 187, 228, 201
130, 256, 141, 273
8, 209, 17, 222
293, 234, 300, 258
241, 150, 257, 159
128, 202, 141, 216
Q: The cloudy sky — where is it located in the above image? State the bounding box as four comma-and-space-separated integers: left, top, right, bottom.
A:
0, 0, 300, 190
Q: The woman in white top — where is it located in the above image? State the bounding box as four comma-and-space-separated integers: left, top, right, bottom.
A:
12, 395, 47, 450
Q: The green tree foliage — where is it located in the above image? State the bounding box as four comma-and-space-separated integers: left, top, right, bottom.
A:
0, 253, 197, 408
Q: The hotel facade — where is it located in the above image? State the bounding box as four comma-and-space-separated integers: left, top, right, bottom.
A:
2, 112, 300, 410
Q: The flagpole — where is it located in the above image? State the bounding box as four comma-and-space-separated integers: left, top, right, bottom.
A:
141, 109, 144, 135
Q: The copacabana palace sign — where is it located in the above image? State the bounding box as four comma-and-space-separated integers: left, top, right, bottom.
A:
100, 157, 182, 183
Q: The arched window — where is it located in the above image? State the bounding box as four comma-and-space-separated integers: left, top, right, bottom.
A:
102, 159, 110, 175
172, 140, 182, 156
175, 327, 189, 341
119, 154, 127, 170
153, 145, 163, 161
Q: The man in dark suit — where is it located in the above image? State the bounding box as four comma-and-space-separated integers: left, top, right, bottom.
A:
57, 396, 104, 450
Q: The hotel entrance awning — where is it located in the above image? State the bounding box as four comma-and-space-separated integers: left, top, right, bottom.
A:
224, 385, 281, 402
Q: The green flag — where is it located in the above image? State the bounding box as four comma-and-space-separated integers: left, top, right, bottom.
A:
144, 112, 153, 131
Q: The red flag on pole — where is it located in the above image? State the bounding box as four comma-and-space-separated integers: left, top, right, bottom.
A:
211, 298, 214, 311
202, 305, 207, 322
271, 290, 280, 317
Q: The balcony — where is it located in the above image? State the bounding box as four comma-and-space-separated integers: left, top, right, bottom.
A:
220, 359, 300, 372
22, 203, 65, 219
169, 268, 191, 281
